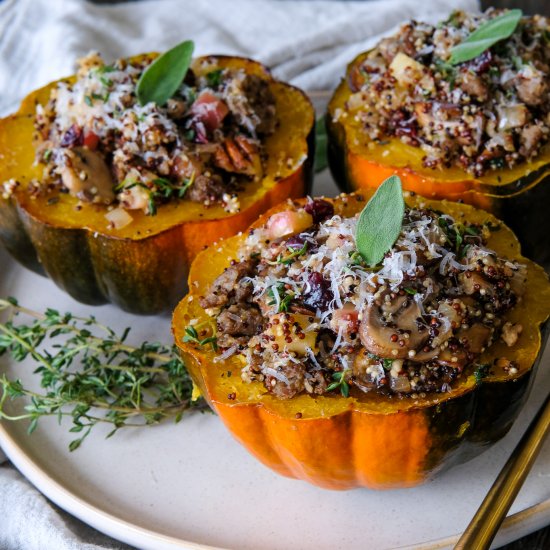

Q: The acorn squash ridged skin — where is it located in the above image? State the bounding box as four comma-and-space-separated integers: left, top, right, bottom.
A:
173, 192, 550, 490
0, 55, 315, 314
326, 50, 550, 270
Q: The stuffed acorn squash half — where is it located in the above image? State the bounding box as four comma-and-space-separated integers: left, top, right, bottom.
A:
174, 182, 550, 490
0, 43, 314, 314
327, 9, 550, 267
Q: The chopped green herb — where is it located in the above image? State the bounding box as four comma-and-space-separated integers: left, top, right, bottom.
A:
474, 363, 490, 383
184, 128, 196, 142
99, 75, 113, 87
270, 242, 308, 265
267, 282, 294, 313
96, 64, 115, 74
382, 358, 393, 370
183, 325, 218, 351
84, 95, 93, 107
205, 69, 224, 88
326, 370, 350, 397
404, 287, 417, 295
434, 58, 457, 87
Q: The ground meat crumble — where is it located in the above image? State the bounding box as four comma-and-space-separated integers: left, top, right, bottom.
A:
336, 9, 550, 176
32, 52, 277, 222
200, 198, 526, 400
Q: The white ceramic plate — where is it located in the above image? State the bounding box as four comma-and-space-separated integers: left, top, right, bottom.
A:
1, 170, 550, 550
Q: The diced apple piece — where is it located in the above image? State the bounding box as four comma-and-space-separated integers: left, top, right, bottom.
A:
329, 303, 359, 334
390, 52, 434, 91
265, 210, 313, 240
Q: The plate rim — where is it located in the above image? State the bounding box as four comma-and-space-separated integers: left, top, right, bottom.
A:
1, 413, 549, 550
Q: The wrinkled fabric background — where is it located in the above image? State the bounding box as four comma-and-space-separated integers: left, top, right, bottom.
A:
0, 0, 477, 548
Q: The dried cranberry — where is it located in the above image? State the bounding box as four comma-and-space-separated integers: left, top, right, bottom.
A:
303, 272, 333, 311
60, 124, 83, 148
304, 199, 334, 224
463, 50, 492, 74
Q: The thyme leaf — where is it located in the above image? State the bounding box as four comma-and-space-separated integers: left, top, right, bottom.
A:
474, 363, 490, 383
268, 241, 309, 266
267, 283, 294, 313
326, 370, 349, 397
183, 325, 218, 351
0, 298, 208, 450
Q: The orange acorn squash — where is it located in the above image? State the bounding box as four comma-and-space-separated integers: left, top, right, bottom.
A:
173, 192, 550, 490
327, 50, 550, 268
0, 55, 314, 314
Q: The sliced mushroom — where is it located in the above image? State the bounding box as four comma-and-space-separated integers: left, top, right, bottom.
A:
436, 348, 468, 369
60, 147, 115, 204
457, 323, 493, 353
410, 346, 441, 363
359, 299, 427, 359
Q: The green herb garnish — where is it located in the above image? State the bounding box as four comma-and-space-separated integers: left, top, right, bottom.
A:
153, 172, 195, 200
269, 242, 308, 266
326, 370, 349, 397
136, 40, 195, 106
355, 175, 405, 267
449, 10, 523, 66
382, 358, 393, 370
267, 282, 294, 313
115, 174, 195, 216
474, 363, 490, 383
0, 298, 207, 451
183, 325, 218, 351
434, 58, 457, 87
205, 69, 224, 88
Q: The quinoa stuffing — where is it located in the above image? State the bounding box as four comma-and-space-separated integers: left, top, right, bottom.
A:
199, 197, 527, 399
336, 9, 550, 176
33, 52, 277, 218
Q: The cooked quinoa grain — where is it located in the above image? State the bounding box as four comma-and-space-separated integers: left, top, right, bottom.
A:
337, 10, 550, 176
33, 52, 277, 215
201, 198, 527, 399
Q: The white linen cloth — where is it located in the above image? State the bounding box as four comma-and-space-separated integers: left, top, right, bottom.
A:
0, 0, 478, 548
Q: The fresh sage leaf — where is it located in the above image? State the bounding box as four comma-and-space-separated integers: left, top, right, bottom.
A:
449, 10, 522, 66
355, 175, 405, 267
136, 40, 195, 106
314, 116, 328, 173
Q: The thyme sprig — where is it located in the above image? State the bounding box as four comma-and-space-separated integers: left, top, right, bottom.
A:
326, 370, 350, 397
0, 298, 208, 451
183, 325, 218, 351
267, 282, 294, 313
267, 241, 309, 266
